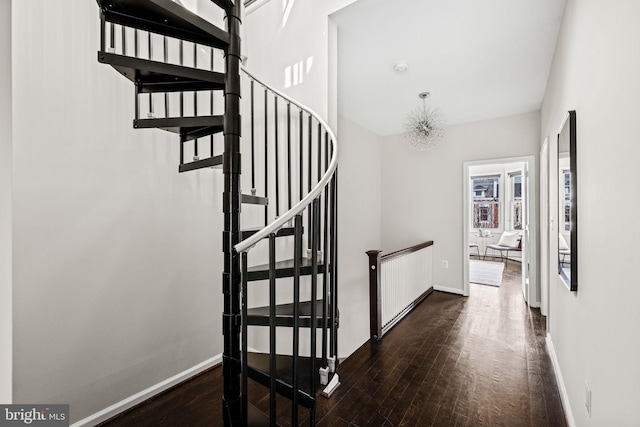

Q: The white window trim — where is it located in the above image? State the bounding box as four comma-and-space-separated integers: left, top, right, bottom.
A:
507, 170, 524, 232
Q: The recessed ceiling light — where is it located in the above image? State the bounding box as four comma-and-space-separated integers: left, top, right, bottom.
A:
394, 61, 409, 73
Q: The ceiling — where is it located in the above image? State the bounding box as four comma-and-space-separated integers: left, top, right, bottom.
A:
331, 0, 566, 136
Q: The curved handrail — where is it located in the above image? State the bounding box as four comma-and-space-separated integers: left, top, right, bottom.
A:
234, 65, 339, 254
381, 240, 434, 263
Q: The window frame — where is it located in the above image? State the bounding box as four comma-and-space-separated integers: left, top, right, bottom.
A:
470, 173, 503, 232
507, 171, 523, 231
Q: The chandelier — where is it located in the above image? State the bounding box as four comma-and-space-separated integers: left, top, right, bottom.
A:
403, 92, 446, 151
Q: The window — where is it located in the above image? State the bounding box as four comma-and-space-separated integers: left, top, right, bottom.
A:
510, 174, 523, 230
472, 176, 500, 229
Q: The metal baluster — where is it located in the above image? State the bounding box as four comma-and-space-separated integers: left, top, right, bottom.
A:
322, 133, 330, 369
163, 37, 169, 118
121, 25, 126, 55
307, 116, 312, 249
299, 110, 303, 203
315, 123, 322, 259
148, 32, 153, 117
147, 33, 152, 66
133, 28, 139, 121
264, 89, 269, 226
268, 234, 277, 426
329, 153, 336, 363
179, 41, 184, 117
241, 252, 248, 425
291, 214, 303, 425
287, 102, 292, 210
134, 29, 139, 57
331, 170, 339, 362
193, 43, 198, 160
250, 80, 256, 192
274, 97, 280, 218
100, 12, 106, 52
214, 48, 219, 157
134, 84, 140, 121
180, 134, 185, 166
325, 133, 329, 173
109, 22, 115, 51
310, 199, 320, 426
317, 123, 322, 184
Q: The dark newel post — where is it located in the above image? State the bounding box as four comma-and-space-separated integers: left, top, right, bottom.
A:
366, 250, 382, 341
223, 1, 242, 426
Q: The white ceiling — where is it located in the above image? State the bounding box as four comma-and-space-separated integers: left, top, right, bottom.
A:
331, 0, 566, 136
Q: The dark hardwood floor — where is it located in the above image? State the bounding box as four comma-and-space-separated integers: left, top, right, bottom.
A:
100, 260, 566, 427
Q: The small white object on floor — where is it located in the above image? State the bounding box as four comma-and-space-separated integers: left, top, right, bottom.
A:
321, 374, 340, 398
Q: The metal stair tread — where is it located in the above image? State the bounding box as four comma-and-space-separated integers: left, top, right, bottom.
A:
246, 258, 326, 282
133, 115, 223, 136
98, 0, 229, 49
241, 193, 268, 206
247, 300, 329, 328
246, 352, 328, 409
179, 155, 223, 173
97, 52, 225, 93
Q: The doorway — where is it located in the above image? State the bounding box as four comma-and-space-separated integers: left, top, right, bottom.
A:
463, 156, 537, 306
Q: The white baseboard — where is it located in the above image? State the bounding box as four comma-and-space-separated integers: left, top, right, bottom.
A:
545, 334, 575, 427
71, 354, 222, 427
433, 285, 464, 295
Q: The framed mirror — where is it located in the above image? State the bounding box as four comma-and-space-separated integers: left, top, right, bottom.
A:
557, 110, 577, 291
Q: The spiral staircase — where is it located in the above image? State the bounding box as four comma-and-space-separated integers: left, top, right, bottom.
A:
95, 0, 339, 425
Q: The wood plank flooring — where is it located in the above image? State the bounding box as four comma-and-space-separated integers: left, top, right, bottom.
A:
100, 261, 566, 426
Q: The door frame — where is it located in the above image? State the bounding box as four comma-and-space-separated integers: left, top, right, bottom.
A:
463, 155, 538, 305
540, 138, 550, 317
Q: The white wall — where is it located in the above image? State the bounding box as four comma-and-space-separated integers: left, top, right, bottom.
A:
0, 0, 12, 404
336, 116, 381, 358
244, 0, 357, 121
380, 112, 540, 294
541, 0, 640, 425
12, 1, 223, 422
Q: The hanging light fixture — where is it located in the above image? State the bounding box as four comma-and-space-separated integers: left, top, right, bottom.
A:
403, 92, 446, 151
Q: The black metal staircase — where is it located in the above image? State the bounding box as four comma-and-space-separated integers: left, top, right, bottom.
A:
96, 1, 339, 425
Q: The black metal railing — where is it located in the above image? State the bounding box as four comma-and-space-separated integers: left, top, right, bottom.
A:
236, 67, 339, 425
